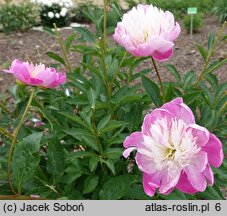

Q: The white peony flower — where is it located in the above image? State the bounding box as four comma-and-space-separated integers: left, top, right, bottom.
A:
48, 11, 54, 19
61, 7, 68, 13
60, 10, 67, 17
55, 13, 60, 18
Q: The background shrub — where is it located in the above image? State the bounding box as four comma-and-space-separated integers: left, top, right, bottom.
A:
71, 1, 100, 23
40, 4, 71, 28
0, 1, 39, 34
32, 0, 73, 28
125, 0, 216, 19
183, 13, 203, 33
212, 0, 227, 23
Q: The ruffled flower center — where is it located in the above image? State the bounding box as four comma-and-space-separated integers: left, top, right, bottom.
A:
143, 117, 200, 178
24, 62, 46, 78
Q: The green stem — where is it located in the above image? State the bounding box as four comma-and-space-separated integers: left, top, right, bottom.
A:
53, 24, 73, 72
217, 101, 227, 118
7, 87, 36, 195
103, 0, 107, 53
0, 103, 11, 115
151, 57, 165, 100
196, 22, 226, 85
91, 108, 102, 154
0, 127, 13, 140
111, 51, 127, 92
99, 38, 111, 99
127, 66, 134, 84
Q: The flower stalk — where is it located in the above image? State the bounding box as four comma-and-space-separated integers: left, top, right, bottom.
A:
151, 57, 165, 100
91, 108, 103, 154
99, 37, 111, 99
53, 23, 73, 72
7, 87, 36, 195
103, 0, 107, 53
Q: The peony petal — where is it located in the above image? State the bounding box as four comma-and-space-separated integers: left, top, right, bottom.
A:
122, 147, 137, 158
190, 151, 208, 173
143, 172, 160, 197
135, 152, 156, 174
10, 59, 31, 83
170, 97, 183, 104
30, 78, 43, 85
152, 48, 173, 62
203, 164, 214, 186
48, 73, 66, 88
161, 99, 195, 124
187, 124, 210, 147
142, 109, 173, 135
176, 171, 198, 194
185, 165, 207, 192
129, 43, 153, 57
123, 132, 143, 148
159, 172, 181, 194
202, 133, 224, 168
148, 35, 174, 61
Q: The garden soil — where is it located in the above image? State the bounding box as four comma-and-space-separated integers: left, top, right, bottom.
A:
0, 16, 226, 95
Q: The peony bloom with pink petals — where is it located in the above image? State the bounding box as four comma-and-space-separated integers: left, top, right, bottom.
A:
123, 98, 224, 196
4, 59, 66, 88
113, 4, 181, 61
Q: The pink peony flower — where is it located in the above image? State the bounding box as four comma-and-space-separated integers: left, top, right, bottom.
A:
113, 4, 181, 61
123, 98, 223, 196
4, 59, 66, 88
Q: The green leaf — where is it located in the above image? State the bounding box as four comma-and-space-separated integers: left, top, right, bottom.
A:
99, 120, 128, 134
183, 90, 202, 105
198, 184, 224, 200
165, 83, 174, 102
208, 33, 215, 51
73, 27, 95, 42
127, 184, 151, 200
82, 136, 99, 152
83, 176, 99, 194
87, 88, 97, 109
196, 45, 207, 62
206, 59, 227, 75
183, 71, 196, 89
102, 159, 115, 175
46, 135, 65, 177
132, 69, 151, 80
62, 173, 82, 184
65, 33, 76, 50
97, 114, 111, 131
63, 128, 93, 139
200, 83, 214, 105
99, 175, 138, 200
42, 27, 56, 36
21, 132, 43, 153
103, 148, 123, 159
142, 76, 162, 106
165, 64, 181, 82
58, 112, 89, 129
46, 52, 66, 66
11, 133, 42, 191
89, 156, 100, 172
64, 128, 98, 151
160, 189, 188, 200
66, 151, 95, 162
